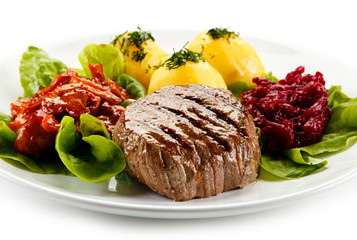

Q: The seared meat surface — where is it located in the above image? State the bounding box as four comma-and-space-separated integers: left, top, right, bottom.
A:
113, 84, 260, 201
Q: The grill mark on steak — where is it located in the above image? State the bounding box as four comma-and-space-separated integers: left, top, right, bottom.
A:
160, 106, 231, 151
125, 105, 204, 194
188, 106, 248, 139
157, 92, 247, 144
139, 101, 227, 197
155, 105, 223, 194
177, 87, 248, 115
156, 103, 245, 197
205, 106, 248, 138
127, 118, 178, 154
126, 105, 193, 155
214, 92, 248, 114
175, 93, 249, 139
157, 125, 195, 152
146, 89, 251, 196
113, 85, 260, 201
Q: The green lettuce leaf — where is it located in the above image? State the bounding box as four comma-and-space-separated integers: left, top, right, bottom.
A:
284, 130, 357, 161
73, 68, 85, 77
0, 121, 72, 175
260, 85, 357, 180
327, 85, 351, 108
115, 171, 136, 184
121, 99, 136, 108
264, 71, 279, 82
259, 153, 327, 180
78, 43, 125, 81
20, 46, 68, 97
0, 113, 12, 125
326, 98, 357, 132
55, 114, 125, 183
227, 72, 278, 100
227, 81, 254, 100
117, 73, 147, 99
79, 114, 111, 139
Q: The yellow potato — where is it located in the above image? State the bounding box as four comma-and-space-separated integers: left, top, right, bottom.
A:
148, 60, 227, 94
188, 29, 266, 86
111, 30, 169, 89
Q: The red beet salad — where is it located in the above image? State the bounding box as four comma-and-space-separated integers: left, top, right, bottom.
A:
241, 66, 332, 152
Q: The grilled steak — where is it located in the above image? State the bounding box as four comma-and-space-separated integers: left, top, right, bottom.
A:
113, 84, 260, 201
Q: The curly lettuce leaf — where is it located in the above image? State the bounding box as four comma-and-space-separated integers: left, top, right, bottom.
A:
73, 68, 85, 77
327, 85, 351, 108
284, 129, 357, 162
117, 73, 146, 99
264, 71, 279, 83
0, 113, 12, 125
115, 171, 136, 184
20, 46, 68, 97
227, 81, 254, 100
260, 85, 357, 179
259, 153, 327, 180
326, 99, 357, 132
55, 114, 125, 183
78, 43, 125, 81
260, 140, 329, 180
228, 72, 277, 100
121, 99, 136, 107
0, 121, 72, 175
79, 114, 111, 139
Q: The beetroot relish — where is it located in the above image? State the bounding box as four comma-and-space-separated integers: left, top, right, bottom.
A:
241, 66, 332, 152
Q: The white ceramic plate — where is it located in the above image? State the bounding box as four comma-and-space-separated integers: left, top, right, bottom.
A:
0, 30, 356, 219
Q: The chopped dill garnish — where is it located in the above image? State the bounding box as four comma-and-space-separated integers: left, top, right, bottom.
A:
206, 27, 239, 40
127, 27, 155, 48
112, 26, 154, 63
158, 43, 205, 70
132, 50, 147, 62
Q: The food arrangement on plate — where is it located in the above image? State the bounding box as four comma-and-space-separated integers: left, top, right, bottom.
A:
0, 27, 356, 201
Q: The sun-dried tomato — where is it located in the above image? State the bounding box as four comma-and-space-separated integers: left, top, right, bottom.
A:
8, 64, 132, 155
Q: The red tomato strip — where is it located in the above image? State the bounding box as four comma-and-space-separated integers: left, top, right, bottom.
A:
8, 64, 132, 155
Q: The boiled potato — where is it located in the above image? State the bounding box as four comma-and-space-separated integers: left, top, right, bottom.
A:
148, 49, 227, 94
188, 28, 266, 86
111, 29, 169, 89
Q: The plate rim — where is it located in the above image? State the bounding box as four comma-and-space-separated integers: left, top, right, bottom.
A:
1, 162, 357, 218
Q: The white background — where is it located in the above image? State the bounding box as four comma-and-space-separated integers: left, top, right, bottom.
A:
1, 0, 357, 239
